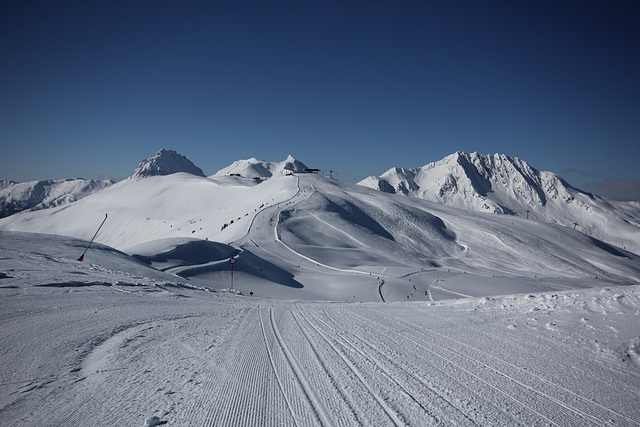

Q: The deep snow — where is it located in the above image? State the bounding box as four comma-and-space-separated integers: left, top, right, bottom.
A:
213, 154, 308, 179
130, 149, 206, 179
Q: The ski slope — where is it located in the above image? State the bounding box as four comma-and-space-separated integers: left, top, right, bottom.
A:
2, 153, 640, 425
1, 173, 639, 302
1, 232, 639, 425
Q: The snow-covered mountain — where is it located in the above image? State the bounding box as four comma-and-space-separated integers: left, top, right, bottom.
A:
214, 155, 308, 179
359, 151, 640, 254
1, 158, 638, 301
0, 178, 114, 218
3, 149, 640, 425
0, 150, 303, 221
129, 148, 205, 179
0, 149, 205, 219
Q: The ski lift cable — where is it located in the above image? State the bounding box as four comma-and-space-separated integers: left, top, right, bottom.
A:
318, 169, 369, 182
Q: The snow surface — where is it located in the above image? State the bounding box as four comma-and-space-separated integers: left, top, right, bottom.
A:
1, 231, 639, 425
2, 152, 640, 425
359, 151, 640, 255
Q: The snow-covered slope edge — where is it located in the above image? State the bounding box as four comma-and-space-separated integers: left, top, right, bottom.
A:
0, 231, 195, 288
0, 178, 114, 218
359, 151, 640, 254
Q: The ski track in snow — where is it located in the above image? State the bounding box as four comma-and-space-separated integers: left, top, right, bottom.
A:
347, 307, 615, 426
395, 310, 634, 424
266, 307, 332, 426
2, 288, 640, 426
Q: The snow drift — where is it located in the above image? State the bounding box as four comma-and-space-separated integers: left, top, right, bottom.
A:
2, 150, 640, 425
1, 230, 639, 425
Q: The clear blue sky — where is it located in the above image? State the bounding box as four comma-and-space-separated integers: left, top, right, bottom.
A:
2, 1, 639, 200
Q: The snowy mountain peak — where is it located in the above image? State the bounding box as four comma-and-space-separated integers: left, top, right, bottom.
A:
361, 151, 572, 212
0, 178, 114, 218
129, 149, 205, 179
359, 151, 640, 254
214, 155, 309, 179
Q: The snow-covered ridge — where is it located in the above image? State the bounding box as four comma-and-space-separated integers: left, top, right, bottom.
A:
129, 149, 205, 179
0, 178, 114, 218
0, 150, 304, 220
214, 154, 308, 179
2, 170, 639, 292
360, 151, 582, 211
359, 151, 640, 254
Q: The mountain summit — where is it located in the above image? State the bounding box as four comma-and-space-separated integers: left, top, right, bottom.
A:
214, 155, 308, 179
360, 151, 573, 213
359, 151, 640, 254
129, 149, 205, 179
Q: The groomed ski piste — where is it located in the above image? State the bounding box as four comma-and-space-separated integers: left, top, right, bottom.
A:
1, 171, 640, 426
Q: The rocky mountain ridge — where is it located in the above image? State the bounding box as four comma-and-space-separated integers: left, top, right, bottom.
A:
0, 178, 114, 219
359, 151, 640, 254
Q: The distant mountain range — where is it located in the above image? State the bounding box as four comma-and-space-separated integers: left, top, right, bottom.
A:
2, 149, 639, 255
1, 148, 639, 290
359, 151, 640, 254
0, 178, 114, 219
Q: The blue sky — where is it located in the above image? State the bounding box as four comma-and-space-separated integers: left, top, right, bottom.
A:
2, 1, 639, 200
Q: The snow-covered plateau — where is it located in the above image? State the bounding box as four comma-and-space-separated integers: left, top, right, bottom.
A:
1, 150, 639, 425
